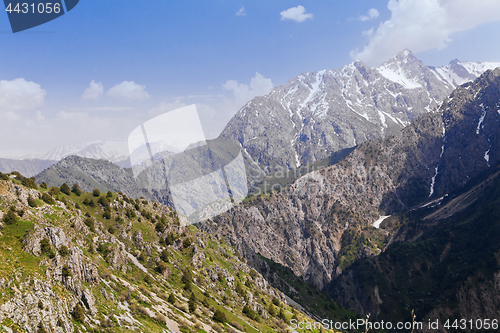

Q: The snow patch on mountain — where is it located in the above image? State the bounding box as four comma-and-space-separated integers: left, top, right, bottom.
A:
377, 65, 422, 89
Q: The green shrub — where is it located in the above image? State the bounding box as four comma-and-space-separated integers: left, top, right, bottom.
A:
40, 182, 47, 189
160, 249, 169, 262
98, 196, 110, 208
84, 217, 95, 232
21, 176, 38, 190
40, 238, 51, 253
155, 260, 168, 274
0, 172, 9, 180
83, 198, 96, 207
278, 308, 286, 320
181, 269, 192, 284
71, 303, 85, 322
155, 222, 165, 233
106, 191, 113, 198
144, 274, 154, 284
212, 309, 227, 323
62, 265, 72, 277
3, 209, 17, 225
141, 209, 152, 220
165, 233, 174, 245
92, 189, 101, 197
243, 304, 259, 321
59, 245, 70, 257
189, 293, 197, 313
235, 282, 244, 296
41, 193, 55, 205
48, 186, 60, 196
60, 183, 71, 195
40, 238, 55, 258
268, 304, 276, 316
71, 183, 81, 196
125, 208, 136, 218
103, 209, 111, 220
168, 293, 175, 304
182, 237, 192, 248
37, 322, 47, 333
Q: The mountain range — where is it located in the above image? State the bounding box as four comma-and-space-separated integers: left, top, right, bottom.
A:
222, 50, 500, 172
2, 50, 499, 181
7, 50, 500, 331
0, 139, 130, 177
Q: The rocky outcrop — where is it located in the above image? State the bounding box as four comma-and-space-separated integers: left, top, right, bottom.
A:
0, 277, 74, 333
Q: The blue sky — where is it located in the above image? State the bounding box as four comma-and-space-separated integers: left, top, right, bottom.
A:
1, 0, 500, 156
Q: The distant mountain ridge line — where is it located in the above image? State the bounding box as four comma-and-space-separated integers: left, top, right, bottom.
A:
221, 49, 500, 171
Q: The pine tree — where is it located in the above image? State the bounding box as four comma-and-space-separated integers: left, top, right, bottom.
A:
60, 183, 71, 195
3, 209, 17, 225
188, 292, 197, 313
71, 183, 81, 196
212, 309, 227, 323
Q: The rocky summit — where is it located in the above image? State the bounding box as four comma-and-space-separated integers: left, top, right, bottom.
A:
221, 50, 499, 171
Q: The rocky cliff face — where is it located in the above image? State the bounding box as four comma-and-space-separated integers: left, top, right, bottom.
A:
328, 162, 500, 329
201, 69, 500, 292
221, 50, 499, 171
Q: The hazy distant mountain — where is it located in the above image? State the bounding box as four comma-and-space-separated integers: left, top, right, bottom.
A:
221, 49, 500, 170
39, 139, 131, 167
0, 158, 57, 177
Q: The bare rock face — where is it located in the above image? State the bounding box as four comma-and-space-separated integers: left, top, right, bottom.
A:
66, 247, 99, 283
191, 245, 205, 268
133, 230, 145, 250
11, 183, 41, 206
24, 227, 71, 255
202, 69, 500, 290
221, 50, 498, 171
0, 278, 74, 333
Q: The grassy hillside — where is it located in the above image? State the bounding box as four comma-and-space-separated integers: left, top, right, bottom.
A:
0, 171, 343, 333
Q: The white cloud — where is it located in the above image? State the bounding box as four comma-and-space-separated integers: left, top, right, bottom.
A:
362, 28, 374, 37
57, 110, 89, 120
236, 6, 246, 16
148, 100, 188, 117
359, 8, 379, 21
351, 0, 500, 65
107, 81, 150, 101
222, 72, 273, 107
86, 106, 134, 112
82, 80, 104, 100
35, 110, 45, 120
280, 5, 313, 23
0, 78, 45, 110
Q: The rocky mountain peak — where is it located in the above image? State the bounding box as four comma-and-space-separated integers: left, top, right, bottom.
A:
221, 50, 493, 171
